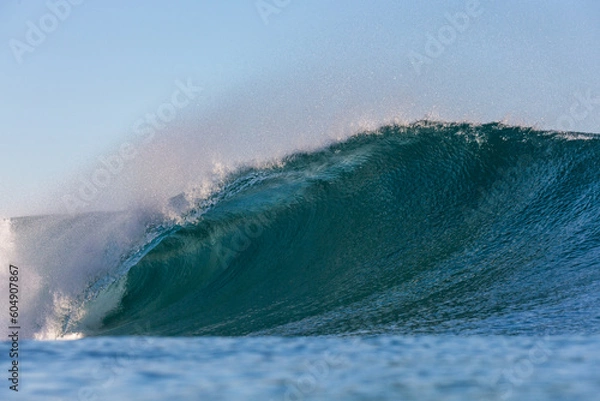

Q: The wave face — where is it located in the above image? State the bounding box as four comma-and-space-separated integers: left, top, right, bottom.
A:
20, 122, 600, 338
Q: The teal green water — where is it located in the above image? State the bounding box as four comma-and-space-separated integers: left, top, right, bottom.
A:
77, 122, 600, 337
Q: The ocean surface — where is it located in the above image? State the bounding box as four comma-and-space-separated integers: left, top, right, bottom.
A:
2, 122, 600, 400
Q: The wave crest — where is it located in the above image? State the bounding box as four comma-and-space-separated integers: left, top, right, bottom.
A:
14, 122, 600, 339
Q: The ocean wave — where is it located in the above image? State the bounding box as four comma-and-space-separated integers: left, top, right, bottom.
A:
12, 122, 600, 339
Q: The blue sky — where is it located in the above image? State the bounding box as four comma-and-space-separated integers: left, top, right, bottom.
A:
1, 0, 599, 216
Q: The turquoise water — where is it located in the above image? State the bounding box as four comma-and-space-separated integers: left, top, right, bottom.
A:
3, 122, 600, 399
